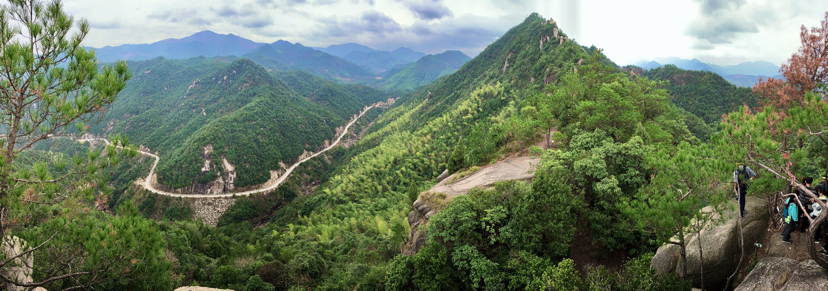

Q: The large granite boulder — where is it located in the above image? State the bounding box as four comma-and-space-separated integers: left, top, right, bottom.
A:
734, 257, 799, 291
651, 196, 769, 290
401, 195, 442, 255
1, 236, 46, 291
779, 260, 828, 290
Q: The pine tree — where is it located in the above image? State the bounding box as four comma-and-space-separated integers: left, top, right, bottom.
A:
0, 0, 170, 289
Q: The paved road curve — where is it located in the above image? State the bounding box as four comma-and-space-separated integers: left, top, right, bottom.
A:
80, 105, 376, 198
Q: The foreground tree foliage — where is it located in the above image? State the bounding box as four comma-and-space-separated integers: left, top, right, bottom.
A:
753, 11, 828, 110
0, 0, 172, 289
713, 12, 828, 269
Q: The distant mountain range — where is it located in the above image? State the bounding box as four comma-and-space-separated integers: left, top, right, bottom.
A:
380, 50, 472, 92
315, 43, 428, 73
314, 43, 375, 58
241, 40, 376, 81
92, 31, 265, 62
91, 31, 471, 89
635, 58, 782, 87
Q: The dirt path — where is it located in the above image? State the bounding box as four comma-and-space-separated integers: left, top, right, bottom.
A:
78, 104, 377, 198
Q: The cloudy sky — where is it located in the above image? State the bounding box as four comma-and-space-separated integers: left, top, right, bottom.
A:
64, 0, 828, 66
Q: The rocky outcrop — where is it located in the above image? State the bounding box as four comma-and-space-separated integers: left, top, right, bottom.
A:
2, 236, 32, 291
1, 236, 46, 291
401, 156, 540, 255
736, 258, 828, 290
735, 257, 799, 291
429, 156, 538, 196
779, 260, 828, 290
191, 198, 236, 227
402, 193, 445, 255
651, 196, 769, 290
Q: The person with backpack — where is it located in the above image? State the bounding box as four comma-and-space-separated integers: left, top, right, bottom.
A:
733, 165, 757, 217
794, 177, 817, 232
782, 193, 800, 244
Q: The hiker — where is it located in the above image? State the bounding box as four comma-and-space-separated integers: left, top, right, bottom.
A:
812, 203, 825, 244
733, 165, 757, 217
782, 193, 800, 243
814, 180, 828, 244
814, 177, 828, 197
794, 177, 816, 232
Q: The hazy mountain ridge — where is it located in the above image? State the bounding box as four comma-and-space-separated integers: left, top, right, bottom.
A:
92, 30, 265, 63
343, 47, 426, 72
242, 40, 378, 81
314, 42, 376, 57
636, 58, 782, 87
379, 50, 472, 92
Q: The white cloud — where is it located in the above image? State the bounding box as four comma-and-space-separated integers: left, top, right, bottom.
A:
62, 0, 828, 66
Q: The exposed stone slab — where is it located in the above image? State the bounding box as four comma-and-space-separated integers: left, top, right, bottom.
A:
735, 257, 798, 291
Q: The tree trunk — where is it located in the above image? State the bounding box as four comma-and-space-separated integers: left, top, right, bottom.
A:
679, 227, 688, 278
696, 220, 705, 290
724, 195, 746, 290
808, 211, 828, 269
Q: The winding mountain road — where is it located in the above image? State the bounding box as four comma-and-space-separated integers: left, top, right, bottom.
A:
80, 105, 376, 198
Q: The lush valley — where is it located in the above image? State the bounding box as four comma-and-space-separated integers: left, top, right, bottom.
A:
89, 56, 389, 193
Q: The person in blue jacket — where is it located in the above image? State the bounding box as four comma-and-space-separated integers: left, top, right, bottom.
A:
782, 194, 799, 244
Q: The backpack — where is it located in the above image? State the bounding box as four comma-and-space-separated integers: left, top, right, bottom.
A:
737, 167, 751, 188
783, 197, 789, 218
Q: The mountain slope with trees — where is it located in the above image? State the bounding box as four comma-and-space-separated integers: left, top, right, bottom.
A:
196, 13, 699, 290
643, 64, 759, 125
89, 57, 388, 190
380, 50, 472, 92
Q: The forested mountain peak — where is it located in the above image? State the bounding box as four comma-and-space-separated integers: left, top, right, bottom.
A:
408, 13, 588, 109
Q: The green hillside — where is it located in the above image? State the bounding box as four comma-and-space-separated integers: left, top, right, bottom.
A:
90, 13, 712, 290
380, 50, 472, 92
643, 64, 759, 124
91, 57, 388, 190
274, 70, 388, 118
243, 40, 377, 81
199, 13, 696, 289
